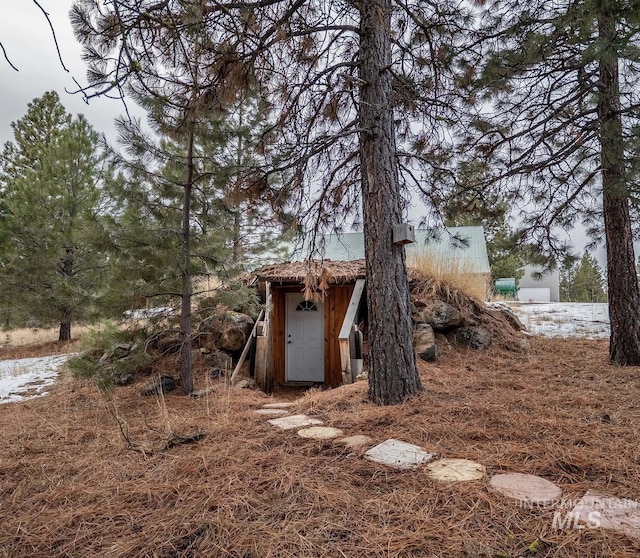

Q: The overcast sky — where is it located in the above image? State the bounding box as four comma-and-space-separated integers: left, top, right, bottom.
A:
0, 0, 138, 147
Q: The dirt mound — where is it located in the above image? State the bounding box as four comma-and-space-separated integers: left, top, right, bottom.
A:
410, 274, 528, 352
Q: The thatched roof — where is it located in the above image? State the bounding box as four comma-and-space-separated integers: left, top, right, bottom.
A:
252, 259, 366, 285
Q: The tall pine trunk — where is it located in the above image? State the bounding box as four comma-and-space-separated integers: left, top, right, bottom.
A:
597, 7, 640, 365
232, 110, 243, 264
358, 0, 423, 405
58, 310, 71, 342
180, 124, 195, 394
58, 246, 74, 341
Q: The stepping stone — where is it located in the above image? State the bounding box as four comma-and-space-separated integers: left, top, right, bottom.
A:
427, 458, 485, 482
489, 473, 562, 506
364, 439, 435, 469
336, 435, 373, 449
253, 409, 289, 416
262, 402, 296, 409
297, 426, 343, 440
267, 414, 323, 430
567, 490, 640, 539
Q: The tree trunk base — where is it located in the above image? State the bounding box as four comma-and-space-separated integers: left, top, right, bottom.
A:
59, 321, 71, 342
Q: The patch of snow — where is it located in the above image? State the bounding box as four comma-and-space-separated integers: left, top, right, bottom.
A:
502, 302, 610, 339
123, 307, 173, 320
0, 354, 72, 404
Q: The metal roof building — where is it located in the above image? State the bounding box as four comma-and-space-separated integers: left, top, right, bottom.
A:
293, 226, 490, 274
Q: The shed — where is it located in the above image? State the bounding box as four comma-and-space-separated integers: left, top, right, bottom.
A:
251, 260, 367, 391
517, 264, 561, 303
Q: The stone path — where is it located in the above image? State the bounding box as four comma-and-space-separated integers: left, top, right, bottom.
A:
254, 400, 640, 540
489, 472, 562, 506
364, 438, 434, 469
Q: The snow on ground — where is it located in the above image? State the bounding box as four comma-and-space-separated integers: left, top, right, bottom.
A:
505, 302, 610, 339
0, 354, 72, 405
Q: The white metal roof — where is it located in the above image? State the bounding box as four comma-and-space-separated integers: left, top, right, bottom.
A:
292, 226, 491, 274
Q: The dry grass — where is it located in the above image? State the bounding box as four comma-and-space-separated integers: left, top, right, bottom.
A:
407, 250, 489, 301
1, 337, 640, 557
1, 326, 93, 349
0, 340, 80, 361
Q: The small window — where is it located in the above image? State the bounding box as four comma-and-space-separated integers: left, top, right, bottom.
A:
296, 300, 318, 311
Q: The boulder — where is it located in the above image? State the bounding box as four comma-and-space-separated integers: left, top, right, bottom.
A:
496, 305, 526, 331
208, 367, 225, 380
141, 375, 176, 396
204, 350, 233, 370
224, 311, 254, 333
412, 299, 427, 310
112, 343, 132, 358
414, 323, 439, 362
421, 300, 463, 331
219, 327, 247, 352
434, 332, 450, 351
114, 373, 136, 386
199, 311, 254, 353
234, 378, 255, 389
455, 327, 492, 350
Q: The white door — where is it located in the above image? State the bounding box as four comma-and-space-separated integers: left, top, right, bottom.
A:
285, 293, 324, 382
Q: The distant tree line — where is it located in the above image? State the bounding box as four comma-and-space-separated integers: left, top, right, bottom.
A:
560, 252, 607, 303
0, 91, 285, 351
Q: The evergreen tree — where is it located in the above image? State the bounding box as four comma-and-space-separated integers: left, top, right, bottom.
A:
0, 92, 109, 340
100, 63, 284, 393
571, 252, 607, 302
216, 95, 289, 267
71, 0, 475, 403
464, 0, 640, 364
559, 258, 577, 302
442, 172, 526, 281
102, 103, 270, 316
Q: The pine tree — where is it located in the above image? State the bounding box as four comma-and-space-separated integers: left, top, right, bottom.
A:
0, 92, 109, 340
442, 170, 527, 282
573, 252, 607, 303
103, 88, 283, 393
71, 0, 474, 404
559, 258, 577, 302
464, 0, 640, 364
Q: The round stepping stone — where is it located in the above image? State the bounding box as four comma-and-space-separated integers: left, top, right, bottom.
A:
253, 409, 289, 416
297, 426, 343, 440
262, 402, 296, 409
336, 435, 373, 449
267, 414, 323, 430
489, 473, 562, 506
426, 458, 485, 482
364, 439, 435, 469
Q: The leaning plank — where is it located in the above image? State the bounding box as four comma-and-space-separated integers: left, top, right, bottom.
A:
230, 309, 264, 384
338, 279, 365, 383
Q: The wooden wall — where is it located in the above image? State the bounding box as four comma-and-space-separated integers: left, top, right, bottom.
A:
267, 283, 355, 387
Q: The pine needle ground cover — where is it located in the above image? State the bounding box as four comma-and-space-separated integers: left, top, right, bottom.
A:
1, 337, 639, 557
